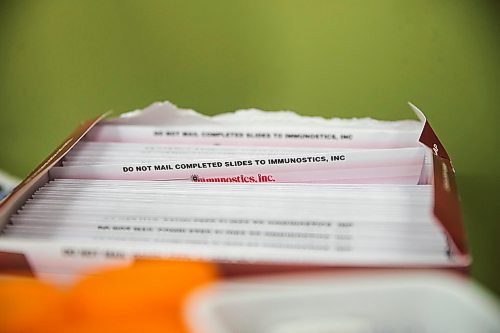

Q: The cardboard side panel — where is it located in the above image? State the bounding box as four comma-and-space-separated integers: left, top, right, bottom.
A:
215, 261, 469, 278
0, 113, 108, 230
0, 251, 34, 277
433, 155, 468, 257
0, 174, 49, 231
418, 121, 468, 262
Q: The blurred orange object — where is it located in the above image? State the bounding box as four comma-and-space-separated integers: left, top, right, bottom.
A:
0, 277, 65, 333
0, 260, 217, 333
67, 260, 218, 324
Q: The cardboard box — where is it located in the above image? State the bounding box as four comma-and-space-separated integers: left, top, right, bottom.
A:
0, 103, 469, 284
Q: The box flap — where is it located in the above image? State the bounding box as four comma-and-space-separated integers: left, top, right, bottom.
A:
409, 103, 468, 264
0, 113, 109, 227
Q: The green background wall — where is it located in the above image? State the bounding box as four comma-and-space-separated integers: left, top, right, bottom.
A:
1, 1, 499, 295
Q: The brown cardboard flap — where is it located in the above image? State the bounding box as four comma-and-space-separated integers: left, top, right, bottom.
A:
408, 102, 467, 263
0, 113, 109, 212
432, 155, 468, 256
0, 251, 34, 277
420, 121, 451, 161
418, 120, 468, 261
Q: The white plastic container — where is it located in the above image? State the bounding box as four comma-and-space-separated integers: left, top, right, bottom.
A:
186, 272, 500, 333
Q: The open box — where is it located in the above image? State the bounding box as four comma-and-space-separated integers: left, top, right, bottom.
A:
0, 103, 470, 284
